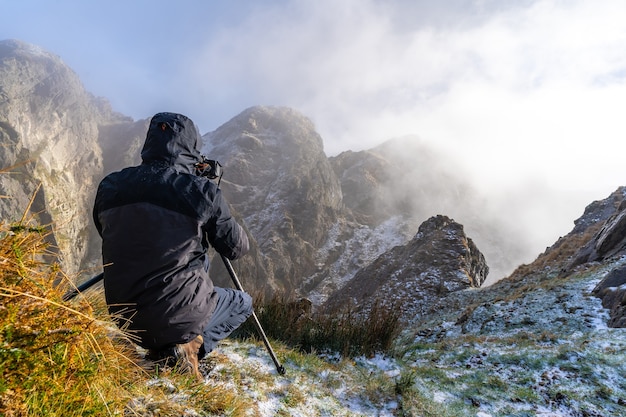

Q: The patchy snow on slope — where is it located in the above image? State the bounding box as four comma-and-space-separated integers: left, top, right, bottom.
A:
402, 258, 626, 416
133, 258, 626, 416
307, 216, 412, 305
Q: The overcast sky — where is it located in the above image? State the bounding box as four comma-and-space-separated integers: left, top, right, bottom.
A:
2, 0, 626, 265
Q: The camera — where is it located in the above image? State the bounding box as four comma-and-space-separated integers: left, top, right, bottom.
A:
195, 156, 223, 180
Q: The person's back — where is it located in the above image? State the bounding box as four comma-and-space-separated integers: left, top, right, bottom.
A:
93, 112, 251, 377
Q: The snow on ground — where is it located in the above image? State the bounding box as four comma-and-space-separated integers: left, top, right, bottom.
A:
139, 258, 626, 416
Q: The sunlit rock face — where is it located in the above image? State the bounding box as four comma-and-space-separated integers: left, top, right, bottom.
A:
323, 215, 488, 321
0, 39, 139, 275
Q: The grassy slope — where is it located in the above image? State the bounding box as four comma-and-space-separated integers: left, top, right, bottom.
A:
2, 222, 625, 416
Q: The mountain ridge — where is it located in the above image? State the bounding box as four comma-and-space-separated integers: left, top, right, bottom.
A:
1, 38, 625, 328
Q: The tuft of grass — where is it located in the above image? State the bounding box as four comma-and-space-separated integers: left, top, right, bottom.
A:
0, 221, 135, 415
0, 220, 251, 416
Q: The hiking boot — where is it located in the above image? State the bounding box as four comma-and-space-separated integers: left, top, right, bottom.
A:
175, 335, 204, 381
145, 335, 204, 381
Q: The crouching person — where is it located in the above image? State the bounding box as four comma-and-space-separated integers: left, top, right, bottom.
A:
93, 112, 252, 380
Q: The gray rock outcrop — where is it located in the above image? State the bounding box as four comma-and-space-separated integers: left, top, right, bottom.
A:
323, 215, 488, 322
593, 264, 626, 328
569, 188, 626, 268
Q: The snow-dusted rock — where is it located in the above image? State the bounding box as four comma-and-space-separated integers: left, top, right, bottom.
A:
323, 215, 488, 321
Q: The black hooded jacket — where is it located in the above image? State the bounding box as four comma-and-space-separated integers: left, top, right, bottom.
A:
93, 112, 249, 350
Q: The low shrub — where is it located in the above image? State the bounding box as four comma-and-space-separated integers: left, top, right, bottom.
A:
235, 295, 402, 358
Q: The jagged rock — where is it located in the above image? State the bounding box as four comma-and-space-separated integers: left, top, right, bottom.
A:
593, 264, 626, 328
323, 215, 488, 322
569, 188, 626, 268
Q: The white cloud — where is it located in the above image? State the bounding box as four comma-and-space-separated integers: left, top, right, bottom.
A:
184, 0, 626, 259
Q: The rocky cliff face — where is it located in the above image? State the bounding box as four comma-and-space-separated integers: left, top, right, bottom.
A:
0, 39, 140, 275
323, 215, 488, 321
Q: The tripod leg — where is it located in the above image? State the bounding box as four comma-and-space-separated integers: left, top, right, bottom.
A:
220, 255, 286, 375
62, 272, 104, 301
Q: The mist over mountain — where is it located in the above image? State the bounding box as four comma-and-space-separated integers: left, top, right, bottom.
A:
5, 38, 626, 417
2, 39, 624, 322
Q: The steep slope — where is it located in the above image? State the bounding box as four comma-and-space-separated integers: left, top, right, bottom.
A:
0, 39, 142, 275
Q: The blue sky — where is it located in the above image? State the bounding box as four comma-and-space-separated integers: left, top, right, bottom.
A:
2, 0, 626, 259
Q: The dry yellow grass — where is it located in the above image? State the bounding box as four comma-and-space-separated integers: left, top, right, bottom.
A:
0, 220, 249, 416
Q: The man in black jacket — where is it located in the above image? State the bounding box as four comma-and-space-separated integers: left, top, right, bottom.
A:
93, 112, 252, 379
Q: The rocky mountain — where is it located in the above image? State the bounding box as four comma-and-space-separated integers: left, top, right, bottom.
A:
201, 106, 529, 306
2, 39, 608, 323
201, 106, 346, 296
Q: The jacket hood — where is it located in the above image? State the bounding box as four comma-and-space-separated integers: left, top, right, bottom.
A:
141, 112, 202, 174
